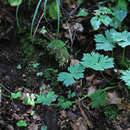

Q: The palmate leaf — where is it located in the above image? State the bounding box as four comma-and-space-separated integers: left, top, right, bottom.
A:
49, 2, 59, 19
36, 91, 58, 106
58, 64, 85, 86
11, 91, 21, 99
68, 63, 85, 79
111, 30, 130, 47
95, 6, 113, 15
81, 52, 114, 71
114, 0, 128, 22
90, 89, 107, 108
16, 120, 27, 127
100, 15, 112, 26
60, 101, 72, 109
8, 0, 22, 6
91, 6, 113, 30
48, 40, 69, 66
120, 70, 130, 89
90, 16, 101, 30
77, 8, 88, 17
58, 72, 74, 86
94, 29, 115, 51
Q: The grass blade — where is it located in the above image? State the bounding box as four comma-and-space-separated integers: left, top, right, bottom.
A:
31, 0, 43, 37
44, 0, 48, 19
28, 0, 32, 8
56, 0, 60, 37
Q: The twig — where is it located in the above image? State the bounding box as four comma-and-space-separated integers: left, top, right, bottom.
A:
0, 83, 11, 93
78, 103, 93, 128
33, 11, 44, 38
0, 26, 13, 39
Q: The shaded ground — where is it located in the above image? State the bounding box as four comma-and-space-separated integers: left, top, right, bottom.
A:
0, 32, 130, 130
0, 1, 130, 130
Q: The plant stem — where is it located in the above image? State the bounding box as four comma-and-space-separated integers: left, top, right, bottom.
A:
51, 86, 116, 108
122, 47, 126, 65
100, 72, 115, 85
2, 93, 11, 99
0, 83, 12, 93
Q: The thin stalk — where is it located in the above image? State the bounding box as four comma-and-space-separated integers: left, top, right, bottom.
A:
51, 86, 116, 107
16, 5, 21, 29
2, 93, 11, 99
56, 0, 60, 38
0, 83, 12, 93
100, 72, 115, 85
121, 47, 126, 65
112, 50, 114, 58
31, 0, 43, 37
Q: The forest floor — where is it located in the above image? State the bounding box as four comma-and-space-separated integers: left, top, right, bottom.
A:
0, 1, 130, 130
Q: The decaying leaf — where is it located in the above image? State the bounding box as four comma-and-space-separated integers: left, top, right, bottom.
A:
70, 117, 88, 130
70, 59, 80, 66
106, 91, 121, 105
87, 86, 96, 95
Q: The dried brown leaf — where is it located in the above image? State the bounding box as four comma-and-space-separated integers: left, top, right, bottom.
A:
106, 91, 121, 105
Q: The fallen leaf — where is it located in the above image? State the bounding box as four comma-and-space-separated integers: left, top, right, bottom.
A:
70, 59, 80, 66
70, 117, 88, 130
87, 86, 96, 95
106, 91, 121, 105
86, 74, 95, 81
28, 123, 39, 130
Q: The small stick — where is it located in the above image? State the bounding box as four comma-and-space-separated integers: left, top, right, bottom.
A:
78, 103, 93, 128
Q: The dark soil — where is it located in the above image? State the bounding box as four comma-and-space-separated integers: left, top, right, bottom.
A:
0, 1, 130, 130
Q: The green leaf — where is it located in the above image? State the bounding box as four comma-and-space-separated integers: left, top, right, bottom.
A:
36, 72, 43, 77
113, 8, 127, 22
16, 120, 27, 127
41, 126, 47, 130
23, 93, 35, 106
11, 91, 21, 99
68, 64, 85, 79
90, 89, 107, 108
58, 64, 85, 86
67, 90, 76, 99
48, 40, 65, 49
112, 0, 127, 22
36, 91, 58, 106
17, 64, 22, 69
77, 0, 83, 4
90, 16, 101, 30
32, 63, 39, 68
94, 29, 115, 51
8, 0, 22, 6
60, 100, 72, 109
91, 6, 113, 30
48, 40, 69, 66
100, 15, 112, 26
40, 26, 47, 35
81, 52, 114, 71
111, 30, 130, 47
49, 2, 61, 19
95, 6, 113, 15
77, 8, 88, 17
58, 72, 74, 87
58, 96, 72, 109
120, 70, 130, 89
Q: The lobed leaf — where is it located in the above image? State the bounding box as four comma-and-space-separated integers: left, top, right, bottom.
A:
90, 89, 107, 108
81, 52, 114, 71
58, 64, 85, 86
36, 91, 58, 106
120, 70, 130, 89
111, 30, 130, 47
94, 29, 115, 51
